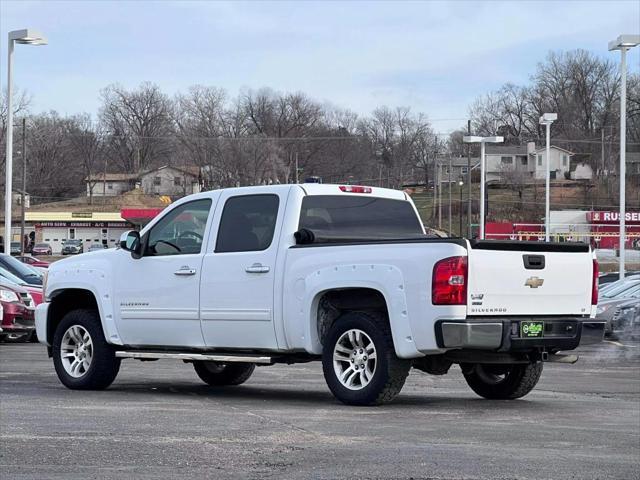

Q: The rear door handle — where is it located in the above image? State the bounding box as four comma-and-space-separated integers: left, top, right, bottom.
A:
245, 263, 270, 274
174, 267, 197, 276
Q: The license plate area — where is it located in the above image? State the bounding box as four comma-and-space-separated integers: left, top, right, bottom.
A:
520, 321, 544, 338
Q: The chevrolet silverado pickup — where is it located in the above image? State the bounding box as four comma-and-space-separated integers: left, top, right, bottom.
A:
36, 184, 604, 405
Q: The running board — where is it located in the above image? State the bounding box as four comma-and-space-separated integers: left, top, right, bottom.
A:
115, 351, 274, 364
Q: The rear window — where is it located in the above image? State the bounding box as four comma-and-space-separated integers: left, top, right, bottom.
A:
298, 195, 423, 240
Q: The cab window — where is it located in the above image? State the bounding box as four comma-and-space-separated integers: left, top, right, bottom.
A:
215, 195, 279, 253
145, 199, 212, 256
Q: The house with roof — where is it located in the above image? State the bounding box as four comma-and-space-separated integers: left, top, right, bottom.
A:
85, 173, 138, 197
86, 165, 202, 198
485, 142, 580, 182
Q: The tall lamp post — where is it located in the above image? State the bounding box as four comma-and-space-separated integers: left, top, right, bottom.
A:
609, 34, 640, 280
463, 135, 504, 239
458, 177, 464, 236
4, 29, 47, 253
539, 113, 557, 242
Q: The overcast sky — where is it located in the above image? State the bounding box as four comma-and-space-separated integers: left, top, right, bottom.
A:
1, 0, 639, 134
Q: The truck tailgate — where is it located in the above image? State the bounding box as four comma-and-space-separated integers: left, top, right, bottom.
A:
466, 241, 593, 316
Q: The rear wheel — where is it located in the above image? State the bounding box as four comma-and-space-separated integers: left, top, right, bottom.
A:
462, 362, 543, 399
52, 309, 120, 390
193, 361, 255, 386
322, 311, 411, 406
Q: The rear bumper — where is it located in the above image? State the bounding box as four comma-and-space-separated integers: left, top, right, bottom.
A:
435, 317, 605, 352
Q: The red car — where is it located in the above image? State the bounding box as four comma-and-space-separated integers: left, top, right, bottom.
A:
17, 256, 50, 268
0, 280, 35, 341
31, 243, 53, 256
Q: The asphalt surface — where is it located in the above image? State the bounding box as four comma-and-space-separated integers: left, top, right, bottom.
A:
1, 341, 639, 480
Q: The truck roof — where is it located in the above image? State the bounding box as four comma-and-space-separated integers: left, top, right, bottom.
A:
169, 184, 409, 207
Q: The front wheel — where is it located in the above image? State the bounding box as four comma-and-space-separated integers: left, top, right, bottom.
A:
462, 362, 543, 399
52, 309, 121, 390
322, 312, 411, 406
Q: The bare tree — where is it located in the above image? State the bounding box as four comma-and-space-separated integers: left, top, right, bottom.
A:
66, 114, 106, 204
100, 82, 174, 173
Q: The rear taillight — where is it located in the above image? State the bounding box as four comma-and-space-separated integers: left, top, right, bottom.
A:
432, 256, 468, 305
339, 185, 372, 193
592, 259, 598, 305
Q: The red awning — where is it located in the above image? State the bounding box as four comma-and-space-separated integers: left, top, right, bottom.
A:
120, 208, 165, 225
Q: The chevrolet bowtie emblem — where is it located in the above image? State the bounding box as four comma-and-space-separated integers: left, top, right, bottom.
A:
525, 276, 544, 288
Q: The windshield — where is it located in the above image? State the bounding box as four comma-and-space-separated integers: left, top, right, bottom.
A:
602, 281, 640, 299
35, 243, 49, 248
0, 254, 43, 284
64, 240, 82, 245
0, 268, 27, 286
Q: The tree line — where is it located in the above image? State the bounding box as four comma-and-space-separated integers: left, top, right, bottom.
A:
0, 48, 637, 217
0, 85, 443, 205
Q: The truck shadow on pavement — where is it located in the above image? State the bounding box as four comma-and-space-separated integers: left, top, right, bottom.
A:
103, 382, 545, 410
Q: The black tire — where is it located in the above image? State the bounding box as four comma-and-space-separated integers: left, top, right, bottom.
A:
52, 309, 120, 390
462, 362, 543, 400
322, 311, 411, 406
193, 361, 255, 386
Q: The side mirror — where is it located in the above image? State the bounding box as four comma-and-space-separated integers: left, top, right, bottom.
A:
119, 231, 141, 258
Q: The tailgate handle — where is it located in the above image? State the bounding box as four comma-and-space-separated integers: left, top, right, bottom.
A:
523, 254, 545, 270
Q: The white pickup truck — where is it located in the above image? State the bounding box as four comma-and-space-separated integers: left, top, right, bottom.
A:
36, 184, 604, 405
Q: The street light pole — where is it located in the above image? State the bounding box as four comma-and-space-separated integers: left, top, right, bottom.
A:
20, 118, 26, 256
463, 135, 503, 239
539, 113, 557, 242
3, 29, 47, 253
609, 34, 640, 280
458, 178, 464, 236
448, 157, 452, 234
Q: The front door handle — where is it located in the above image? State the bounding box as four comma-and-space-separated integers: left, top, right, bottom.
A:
174, 267, 197, 276
245, 263, 270, 274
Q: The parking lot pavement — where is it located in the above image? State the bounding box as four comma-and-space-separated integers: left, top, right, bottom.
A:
1, 342, 638, 480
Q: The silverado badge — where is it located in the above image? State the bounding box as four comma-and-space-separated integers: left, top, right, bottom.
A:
524, 276, 544, 288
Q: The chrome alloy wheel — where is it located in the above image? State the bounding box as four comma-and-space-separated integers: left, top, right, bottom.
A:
60, 325, 93, 378
333, 329, 377, 390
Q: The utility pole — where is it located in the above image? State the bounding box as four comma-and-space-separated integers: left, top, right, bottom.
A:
20, 118, 26, 255
448, 157, 452, 234
295, 152, 299, 183
437, 162, 442, 229
459, 179, 463, 236
466, 120, 472, 238
103, 155, 107, 206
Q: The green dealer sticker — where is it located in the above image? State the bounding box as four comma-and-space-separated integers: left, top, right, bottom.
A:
520, 321, 544, 338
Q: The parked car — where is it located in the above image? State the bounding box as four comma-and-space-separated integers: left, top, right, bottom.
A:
32, 243, 53, 256
598, 271, 640, 285
0, 280, 35, 341
0, 253, 43, 286
596, 282, 640, 335
37, 184, 603, 405
9, 242, 22, 255
0, 268, 44, 305
17, 256, 50, 268
61, 239, 84, 255
609, 299, 640, 339
599, 279, 640, 302
88, 243, 108, 252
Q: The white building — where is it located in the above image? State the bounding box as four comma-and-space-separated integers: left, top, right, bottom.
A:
485, 142, 579, 182
86, 173, 137, 197
139, 166, 201, 196
24, 211, 132, 254
86, 166, 201, 198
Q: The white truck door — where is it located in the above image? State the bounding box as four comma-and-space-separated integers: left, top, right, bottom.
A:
113, 198, 214, 347
199, 191, 284, 349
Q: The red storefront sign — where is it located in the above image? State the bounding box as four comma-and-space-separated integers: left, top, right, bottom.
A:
586, 211, 640, 224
